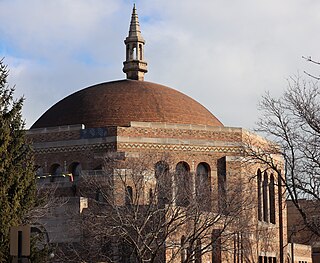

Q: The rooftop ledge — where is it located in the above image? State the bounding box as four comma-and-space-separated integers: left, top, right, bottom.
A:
27, 122, 243, 135
27, 124, 85, 134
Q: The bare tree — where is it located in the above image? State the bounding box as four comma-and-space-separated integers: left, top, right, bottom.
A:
244, 75, 320, 238
302, 56, 320, 80
25, 181, 73, 262
52, 152, 260, 263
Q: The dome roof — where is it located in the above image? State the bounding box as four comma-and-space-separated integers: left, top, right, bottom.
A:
31, 80, 223, 129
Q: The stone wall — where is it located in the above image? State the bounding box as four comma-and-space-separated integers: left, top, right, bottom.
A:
287, 243, 312, 263
37, 197, 88, 243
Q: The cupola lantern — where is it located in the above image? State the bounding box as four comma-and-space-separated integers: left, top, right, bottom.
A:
123, 4, 148, 81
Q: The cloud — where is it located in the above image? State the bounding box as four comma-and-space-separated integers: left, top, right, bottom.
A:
1, 0, 320, 129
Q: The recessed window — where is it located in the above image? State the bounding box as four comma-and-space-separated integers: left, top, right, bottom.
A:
257, 169, 262, 221
175, 162, 191, 207
50, 163, 62, 176
263, 172, 269, 222
68, 162, 82, 182
125, 186, 133, 205
155, 161, 171, 206
217, 157, 227, 214
196, 163, 211, 210
181, 235, 187, 263
269, 174, 276, 224
212, 229, 221, 263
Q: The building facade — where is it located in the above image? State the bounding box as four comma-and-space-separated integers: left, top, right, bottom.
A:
27, 5, 305, 263
287, 200, 320, 263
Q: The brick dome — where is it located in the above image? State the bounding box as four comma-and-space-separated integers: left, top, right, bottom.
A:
31, 79, 223, 129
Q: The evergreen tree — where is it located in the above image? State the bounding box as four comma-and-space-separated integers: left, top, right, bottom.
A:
0, 59, 35, 262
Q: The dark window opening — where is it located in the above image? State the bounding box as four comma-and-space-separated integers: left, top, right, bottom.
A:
149, 188, 153, 205
68, 162, 82, 181
196, 163, 211, 210
155, 161, 171, 206
125, 186, 133, 205
181, 236, 187, 263
269, 174, 276, 224
212, 229, 221, 263
263, 172, 269, 222
175, 162, 191, 207
50, 163, 62, 176
257, 169, 262, 221
217, 157, 227, 214
139, 44, 143, 60
195, 239, 202, 263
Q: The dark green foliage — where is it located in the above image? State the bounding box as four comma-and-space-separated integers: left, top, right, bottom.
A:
0, 59, 35, 262
29, 234, 50, 263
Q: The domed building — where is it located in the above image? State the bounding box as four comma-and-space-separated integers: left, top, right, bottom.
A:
31, 80, 223, 129
27, 5, 296, 263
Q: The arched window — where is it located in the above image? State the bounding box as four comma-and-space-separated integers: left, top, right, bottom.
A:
175, 162, 191, 207
196, 163, 211, 209
125, 186, 133, 205
68, 162, 82, 181
212, 229, 221, 263
50, 163, 62, 176
263, 172, 269, 222
269, 174, 276, 224
155, 161, 171, 206
257, 169, 262, 221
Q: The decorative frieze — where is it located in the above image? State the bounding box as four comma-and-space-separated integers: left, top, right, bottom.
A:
118, 142, 242, 153
33, 143, 115, 154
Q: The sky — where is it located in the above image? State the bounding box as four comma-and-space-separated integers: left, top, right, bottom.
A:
1, 0, 320, 130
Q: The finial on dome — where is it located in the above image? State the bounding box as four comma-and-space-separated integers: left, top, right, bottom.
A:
128, 3, 142, 40
123, 4, 148, 81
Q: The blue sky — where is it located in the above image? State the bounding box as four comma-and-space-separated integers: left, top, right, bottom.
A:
1, 0, 320, 129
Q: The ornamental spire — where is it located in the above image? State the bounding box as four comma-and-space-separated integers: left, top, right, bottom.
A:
128, 4, 143, 40
123, 4, 148, 81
